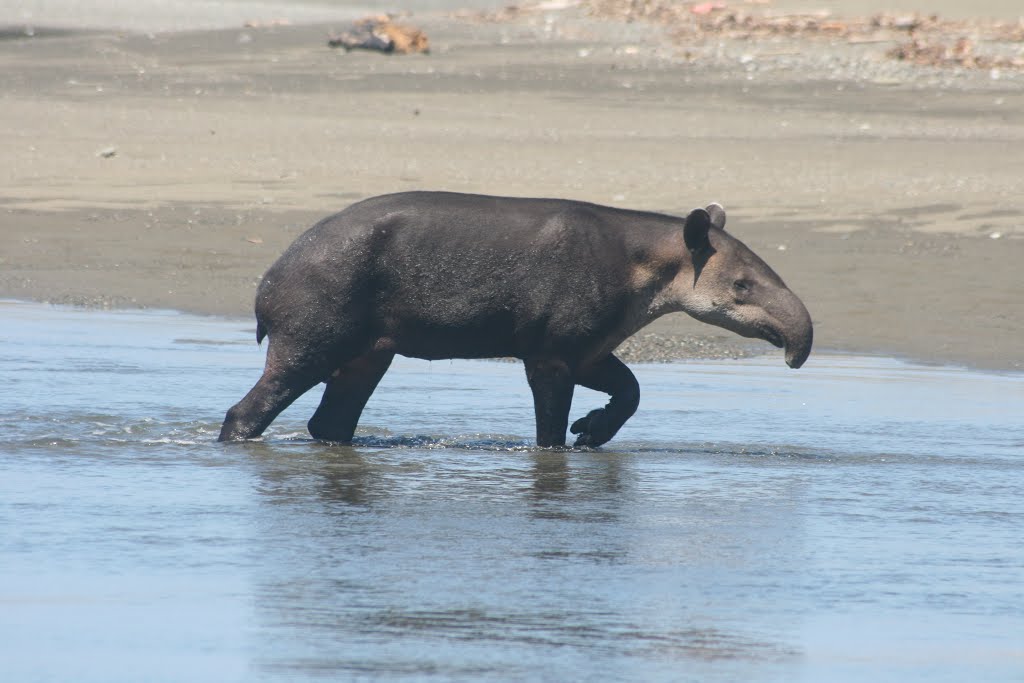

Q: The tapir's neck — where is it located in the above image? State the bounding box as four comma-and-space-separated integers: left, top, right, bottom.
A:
599, 229, 698, 356
627, 230, 696, 322
583, 220, 702, 364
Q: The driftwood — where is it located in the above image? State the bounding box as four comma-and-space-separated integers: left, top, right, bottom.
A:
328, 16, 429, 54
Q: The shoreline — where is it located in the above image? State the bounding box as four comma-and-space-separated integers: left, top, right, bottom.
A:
8, 296, 1012, 374
2, 8, 1021, 371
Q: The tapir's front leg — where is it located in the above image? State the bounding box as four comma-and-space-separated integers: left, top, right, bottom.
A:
570, 354, 640, 447
524, 358, 575, 448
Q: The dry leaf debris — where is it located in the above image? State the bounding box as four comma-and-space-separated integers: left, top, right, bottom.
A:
483, 0, 1024, 70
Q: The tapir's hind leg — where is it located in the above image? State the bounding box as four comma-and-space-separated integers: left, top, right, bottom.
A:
307, 351, 394, 442
570, 354, 640, 448
218, 337, 333, 442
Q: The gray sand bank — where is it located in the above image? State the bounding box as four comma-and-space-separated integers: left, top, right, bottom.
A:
1, 5, 1021, 368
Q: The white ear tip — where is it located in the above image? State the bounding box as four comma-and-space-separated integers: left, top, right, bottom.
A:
705, 203, 727, 229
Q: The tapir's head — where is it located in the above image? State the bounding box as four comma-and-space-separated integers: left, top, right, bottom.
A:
679, 204, 813, 368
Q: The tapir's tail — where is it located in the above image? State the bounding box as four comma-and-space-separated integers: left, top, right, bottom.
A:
256, 319, 267, 346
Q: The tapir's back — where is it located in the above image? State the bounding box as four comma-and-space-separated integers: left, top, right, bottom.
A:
313, 191, 652, 246
296, 191, 669, 292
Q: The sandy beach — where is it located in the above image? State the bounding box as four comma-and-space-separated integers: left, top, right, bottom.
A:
1, 0, 1022, 369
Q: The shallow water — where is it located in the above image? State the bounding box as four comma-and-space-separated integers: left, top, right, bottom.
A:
1, 300, 1021, 682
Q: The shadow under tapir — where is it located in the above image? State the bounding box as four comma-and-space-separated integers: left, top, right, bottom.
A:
219, 192, 812, 447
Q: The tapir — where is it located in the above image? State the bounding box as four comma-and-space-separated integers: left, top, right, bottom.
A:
219, 191, 812, 447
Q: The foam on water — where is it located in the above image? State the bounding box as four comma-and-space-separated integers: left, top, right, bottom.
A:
1, 301, 1022, 682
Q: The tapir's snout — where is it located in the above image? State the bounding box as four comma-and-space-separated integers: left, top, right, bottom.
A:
724, 286, 813, 369
695, 290, 813, 369
778, 290, 813, 369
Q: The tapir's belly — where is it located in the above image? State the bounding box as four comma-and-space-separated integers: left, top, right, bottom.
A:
383, 307, 524, 361
395, 336, 519, 361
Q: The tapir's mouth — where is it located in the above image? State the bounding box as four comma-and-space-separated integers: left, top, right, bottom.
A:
760, 326, 785, 349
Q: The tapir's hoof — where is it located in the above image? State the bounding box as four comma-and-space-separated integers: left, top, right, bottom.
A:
570, 408, 613, 448
307, 418, 355, 444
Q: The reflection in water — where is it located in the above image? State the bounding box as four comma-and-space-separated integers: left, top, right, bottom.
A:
248, 442, 385, 509
530, 451, 570, 495
1, 303, 1022, 683
246, 444, 804, 680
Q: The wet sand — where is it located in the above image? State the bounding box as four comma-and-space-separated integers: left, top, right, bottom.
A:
1, 2, 1022, 369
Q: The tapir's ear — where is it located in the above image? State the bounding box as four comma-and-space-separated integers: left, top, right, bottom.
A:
705, 203, 726, 231
684, 208, 712, 253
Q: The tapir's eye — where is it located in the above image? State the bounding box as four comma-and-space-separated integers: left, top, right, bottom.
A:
733, 279, 751, 292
